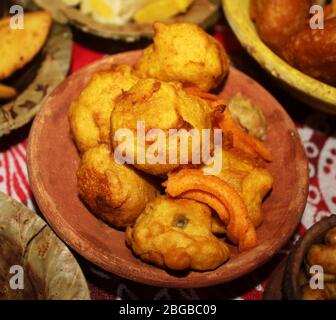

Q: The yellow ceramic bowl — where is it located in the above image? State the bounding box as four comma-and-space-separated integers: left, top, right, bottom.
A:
222, 0, 336, 114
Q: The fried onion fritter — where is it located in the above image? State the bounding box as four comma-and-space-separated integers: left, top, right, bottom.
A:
126, 196, 230, 271
111, 78, 212, 176
135, 22, 230, 91
77, 144, 159, 228
69, 65, 139, 153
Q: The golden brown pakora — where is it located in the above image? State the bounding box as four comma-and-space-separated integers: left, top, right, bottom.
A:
251, 0, 310, 54
126, 196, 230, 271
69, 65, 139, 153
77, 144, 159, 228
282, 18, 336, 86
110, 78, 212, 176
135, 22, 230, 91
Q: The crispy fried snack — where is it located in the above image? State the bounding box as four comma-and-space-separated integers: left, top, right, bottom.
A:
307, 243, 336, 275
213, 106, 272, 162
251, 0, 310, 54
164, 169, 258, 252
69, 65, 139, 153
77, 144, 159, 228
111, 78, 212, 176
126, 196, 230, 271
0, 11, 52, 80
135, 22, 230, 91
0, 83, 16, 100
213, 149, 273, 227
281, 18, 336, 86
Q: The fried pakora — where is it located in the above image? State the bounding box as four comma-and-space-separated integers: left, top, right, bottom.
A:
126, 196, 230, 271
135, 22, 230, 91
69, 65, 139, 153
282, 18, 336, 86
77, 144, 159, 228
251, 0, 310, 54
0, 11, 52, 80
111, 78, 212, 176
164, 149, 273, 250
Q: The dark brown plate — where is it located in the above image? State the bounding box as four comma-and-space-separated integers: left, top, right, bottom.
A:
33, 0, 221, 41
27, 50, 309, 288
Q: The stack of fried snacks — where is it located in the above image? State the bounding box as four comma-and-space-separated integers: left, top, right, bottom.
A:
70, 22, 274, 272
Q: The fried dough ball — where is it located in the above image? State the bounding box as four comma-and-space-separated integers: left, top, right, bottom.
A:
307, 243, 336, 274
77, 144, 159, 228
111, 78, 212, 176
209, 149, 273, 227
126, 197, 230, 271
135, 22, 230, 91
251, 0, 310, 53
282, 18, 336, 86
69, 65, 139, 153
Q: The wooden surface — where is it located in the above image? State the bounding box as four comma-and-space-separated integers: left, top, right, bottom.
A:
27, 50, 309, 288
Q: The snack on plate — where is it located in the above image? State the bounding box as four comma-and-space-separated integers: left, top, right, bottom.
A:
164, 169, 258, 251
111, 78, 212, 176
69, 22, 274, 272
77, 144, 159, 228
135, 22, 230, 91
126, 196, 230, 271
282, 18, 336, 86
0, 11, 52, 81
69, 65, 139, 153
252, 0, 336, 86
0, 83, 17, 100
302, 227, 336, 300
251, 0, 310, 54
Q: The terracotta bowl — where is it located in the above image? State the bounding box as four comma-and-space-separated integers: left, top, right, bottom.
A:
27, 50, 309, 288
283, 215, 336, 300
222, 0, 336, 114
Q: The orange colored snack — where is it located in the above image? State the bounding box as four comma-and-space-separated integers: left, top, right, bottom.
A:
164, 169, 257, 251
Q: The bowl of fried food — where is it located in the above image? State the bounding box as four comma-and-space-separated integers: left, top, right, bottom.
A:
284, 215, 336, 300
0, 191, 90, 300
223, 0, 336, 114
28, 21, 308, 287
33, 0, 221, 41
0, 0, 72, 137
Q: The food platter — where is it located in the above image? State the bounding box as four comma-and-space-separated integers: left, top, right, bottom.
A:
0, 191, 90, 300
28, 50, 309, 288
0, 0, 72, 137
222, 0, 336, 114
33, 0, 221, 41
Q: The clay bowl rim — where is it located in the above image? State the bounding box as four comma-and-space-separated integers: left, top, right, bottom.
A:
283, 215, 336, 300
222, 0, 336, 114
27, 51, 309, 288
